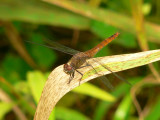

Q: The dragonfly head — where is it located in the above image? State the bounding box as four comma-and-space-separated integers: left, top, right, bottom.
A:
63, 64, 74, 74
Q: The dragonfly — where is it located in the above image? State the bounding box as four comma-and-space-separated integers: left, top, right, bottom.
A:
26, 32, 131, 89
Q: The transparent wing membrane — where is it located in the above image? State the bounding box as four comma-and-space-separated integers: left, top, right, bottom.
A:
92, 58, 132, 86
98, 76, 114, 90
25, 39, 79, 55
42, 38, 80, 55
85, 61, 114, 90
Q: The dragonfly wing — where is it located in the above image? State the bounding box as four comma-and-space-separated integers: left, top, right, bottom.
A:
91, 58, 132, 86
97, 76, 114, 90
25, 38, 80, 55
42, 38, 80, 55
85, 61, 114, 90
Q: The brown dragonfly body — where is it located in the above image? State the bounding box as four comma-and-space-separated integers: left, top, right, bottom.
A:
64, 32, 120, 84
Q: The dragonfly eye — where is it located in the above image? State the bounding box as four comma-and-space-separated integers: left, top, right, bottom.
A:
64, 64, 73, 74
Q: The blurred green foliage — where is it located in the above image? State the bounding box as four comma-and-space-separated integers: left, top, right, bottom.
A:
0, 0, 160, 120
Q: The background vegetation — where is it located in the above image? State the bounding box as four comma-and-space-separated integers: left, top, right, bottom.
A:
0, 0, 160, 120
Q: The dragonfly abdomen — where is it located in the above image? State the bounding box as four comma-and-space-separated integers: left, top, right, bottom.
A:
85, 32, 120, 57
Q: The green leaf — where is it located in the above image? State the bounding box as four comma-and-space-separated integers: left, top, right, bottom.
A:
90, 20, 137, 48
82, 50, 160, 80
0, 102, 12, 120
57, 92, 80, 107
145, 97, 160, 120
14, 81, 29, 95
72, 83, 115, 102
27, 71, 46, 103
91, 20, 118, 38
0, 0, 89, 29
93, 101, 111, 120
43, 0, 160, 43
49, 108, 55, 120
116, 32, 137, 48
55, 107, 90, 120
113, 93, 132, 120
27, 33, 57, 69
93, 77, 142, 120
1, 54, 31, 83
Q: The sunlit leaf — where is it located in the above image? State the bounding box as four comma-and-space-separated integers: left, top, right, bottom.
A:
55, 107, 90, 120
27, 71, 46, 103
57, 92, 81, 107
14, 81, 29, 94
72, 83, 115, 102
0, 102, 12, 120
49, 108, 55, 120
142, 3, 151, 15
113, 93, 132, 120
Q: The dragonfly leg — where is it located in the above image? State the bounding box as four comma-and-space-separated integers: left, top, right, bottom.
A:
77, 61, 114, 89
68, 72, 75, 84
79, 62, 101, 76
78, 64, 90, 69
68, 76, 72, 84
85, 61, 102, 75
75, 69, 83, 86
